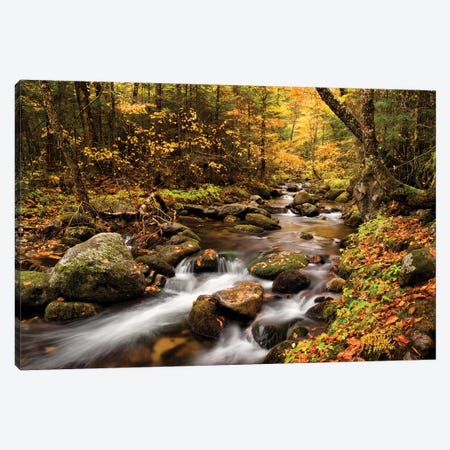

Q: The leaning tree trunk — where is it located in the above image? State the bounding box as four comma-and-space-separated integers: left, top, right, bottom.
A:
40, 81, 92, 212
316, 88, 435, 219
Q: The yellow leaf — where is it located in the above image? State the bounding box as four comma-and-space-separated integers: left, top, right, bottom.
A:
102, 258, 109, 264
23, 281, 32, 286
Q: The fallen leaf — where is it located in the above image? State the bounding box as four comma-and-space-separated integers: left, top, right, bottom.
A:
23, 281, 32, 286
409, 306, 416, 315
386, 315, 398, 325
56, 296, 65, 302
396, 334, 410, 345
102, 258, 109, 264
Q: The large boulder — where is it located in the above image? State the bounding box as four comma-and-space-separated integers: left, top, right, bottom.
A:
49, 232, 146, 303
272, 269, 310, 294
248, 251, 308, 280
398, 247, 436, 287
157, 239, 201, 266
298, 203, 320, 217
187, 295, 227, 339
293, 191, 313, 206
44, 301, 100, 321
217, 203, 249, 219
244, 213, 281, 230
214, 281, 264, 318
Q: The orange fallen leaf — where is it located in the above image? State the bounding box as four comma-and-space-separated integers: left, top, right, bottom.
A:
56, 297, 65, 302
102, 258, 109, 264
386, 315, 398, 325
396, 335, 410, 345
409, 306, 416, 315
23, 281, 32, 286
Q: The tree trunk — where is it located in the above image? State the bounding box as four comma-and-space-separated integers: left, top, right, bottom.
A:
74, 81, 96, 147
155, 83, 162, 111
132, 82, 139, 104
40, 81, 92, 211
316, 88, 435, 219
260, 86, 267, 179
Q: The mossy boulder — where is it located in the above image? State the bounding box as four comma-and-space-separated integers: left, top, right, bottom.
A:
223, 215, 240, 224
135, 254, 175, 277
324, 189, 345, 201
161, 222, 188, 237
187, 295, 227, 339
16, 271, 54, 313
246, 206, 271, 217
217, 203, 249, 219
263, 340, 297, 364
300, 231, 314, 240
49, 232, 146, 304
344, 209, 362, 227
326, 276, 346, 292
182, 204, 205, 216
44, 301, 100, 321
248, 251, 308, 280
61, 226, 98, 246
298, 203, 320, 217
233, 224, 265, 235
194, 249, 219, 273
293, 191, 313, 206
157, 239, 201, 266
214, 281, 264, 318
305, 299, 338, 323
398, 247, 436, 287
244, 213, 281, 230
272, 269, 311, 294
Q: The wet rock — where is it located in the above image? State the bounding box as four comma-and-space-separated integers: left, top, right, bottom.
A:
299, 203, 320, 217
292, 191, 313, 206
409, 331, 435, 358
272, 269, 310, 294
194, 249, 219, 273
305, 299, 338, 323
251, 322, 286, 349
61, 226, 98, 246
307, 255, 325, 264
314, 296, 334, 304
135, 254, 176, 277
182, 204, 205, 216
286, 182, 299, 192
287, 325, 309, 341
153, 274, 167, 289
263, 340, 297, 364
246, 206, 271, 217
49, 233, 146, 304
214, 281, 264, 318
344, 209, 362, 227
326, 276, 346, 292
244, 213, 281, 230
248, 251, 308, 280
187, 295, 227, 339
161, 223, 187, 237
324, 189, 344, 201
233, 224, 265, 234
398, 247, 436, 287
217, 203, 249, 219
300, 231, 314, 240
157, 239, 201, 266
44, 300, 100, 321
250, 195, 264, 204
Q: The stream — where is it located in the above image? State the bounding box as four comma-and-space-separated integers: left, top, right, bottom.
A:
18, 185, 354, 369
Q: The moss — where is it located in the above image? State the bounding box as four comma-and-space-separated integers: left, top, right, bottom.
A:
16, 270, 53, 307
244, 213, 281, 230
248, 251, 308, 280
233, 224, 265, 234
44, 301, 100, 321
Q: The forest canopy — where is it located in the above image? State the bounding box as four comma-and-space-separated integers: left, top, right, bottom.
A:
15, 81, 435, 219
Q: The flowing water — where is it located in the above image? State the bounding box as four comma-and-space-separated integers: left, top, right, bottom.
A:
18, 185, 354, 369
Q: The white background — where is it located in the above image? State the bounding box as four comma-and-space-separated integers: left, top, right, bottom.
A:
1, 1, 448, 449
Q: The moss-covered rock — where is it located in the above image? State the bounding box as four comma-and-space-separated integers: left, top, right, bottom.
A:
344, 209, 362, 227
335, 191, 350, 203
135, 254, 175, 277
194, 249, 219, 273
233, 224, 265, 234
248, 251, 308, 280
44, 301, 100, 321
16, 271, 54, 314
292, 191, 313, 206
187, 295, 227, 339
61, 226, 98, 246
305, 299, 338, 323
214, 281, 264, 318
398, 247, 436, 287
157, 239, 201, 266
300, 231, 314, 240
326, 276, 346, 292
298, 203, 320, 217
49, 232, 146, 304
263, 340, 297, 364
244, 213, 281, 230
287, 325, 309, 341
223, 215, 240, 224
217, 203, 249, 219
272, 269, 310, 294
324, 189, 345, 201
